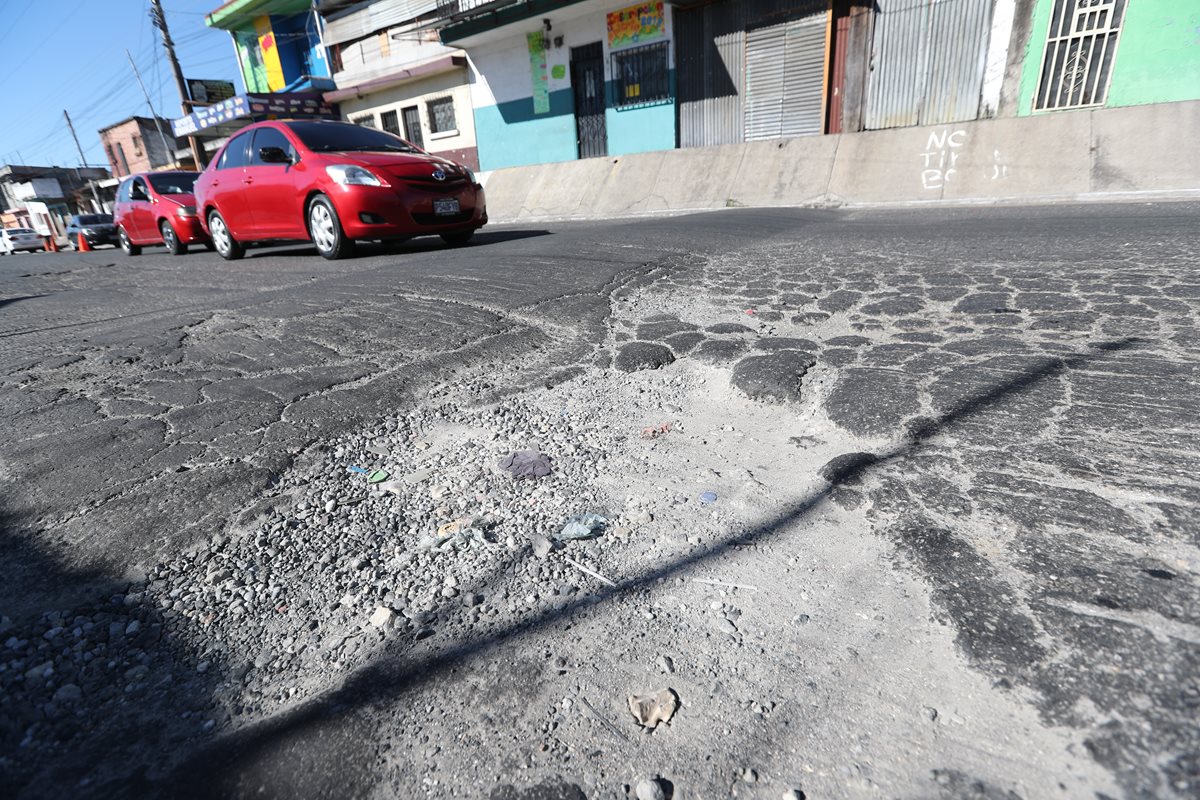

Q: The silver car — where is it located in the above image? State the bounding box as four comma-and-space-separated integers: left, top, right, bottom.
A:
0, 227, 46, 255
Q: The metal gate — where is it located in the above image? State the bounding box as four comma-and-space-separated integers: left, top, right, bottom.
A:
744, 13, 827, 140
863, 0, 994, 130
570, 42, 608, 159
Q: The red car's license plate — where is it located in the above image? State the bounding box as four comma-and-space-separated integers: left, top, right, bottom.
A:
434, 198, 460, 216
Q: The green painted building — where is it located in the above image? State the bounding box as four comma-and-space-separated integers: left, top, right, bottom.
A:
1017, 0, 1200, 114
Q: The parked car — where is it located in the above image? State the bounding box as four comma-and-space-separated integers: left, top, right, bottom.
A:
65, 213, 118, 249
114, 171, 209, 256
194, 119, 487, 260
0, 227, 45, 255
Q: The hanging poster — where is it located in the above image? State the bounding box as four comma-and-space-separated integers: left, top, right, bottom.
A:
527, 31, 550, 115
607, 1, 665, 48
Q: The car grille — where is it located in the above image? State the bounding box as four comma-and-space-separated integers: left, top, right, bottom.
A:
402, 176, 469, 193
412, 210, 474, 225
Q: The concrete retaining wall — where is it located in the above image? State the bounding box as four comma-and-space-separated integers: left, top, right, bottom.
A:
481, 99, 1200, 222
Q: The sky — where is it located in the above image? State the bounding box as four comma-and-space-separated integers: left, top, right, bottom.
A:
0, 0, 245, 170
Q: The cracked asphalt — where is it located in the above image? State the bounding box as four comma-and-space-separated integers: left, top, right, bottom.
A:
1, 202, 1198, 799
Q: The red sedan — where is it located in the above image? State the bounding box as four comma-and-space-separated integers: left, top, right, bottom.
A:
194, 120, 487, 260
114, 171, 209, 256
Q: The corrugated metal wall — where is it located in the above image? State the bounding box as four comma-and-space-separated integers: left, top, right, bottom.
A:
324, 0, 439, 46
677, 0, 828, 148
864, 0, 994, 130
676, 1, 746, 148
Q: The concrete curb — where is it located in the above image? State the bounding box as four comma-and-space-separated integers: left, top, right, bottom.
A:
481, 100, 1200, 224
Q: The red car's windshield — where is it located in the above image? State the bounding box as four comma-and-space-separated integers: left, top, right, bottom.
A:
284, 121, 421, 154
148, 173, 197, 194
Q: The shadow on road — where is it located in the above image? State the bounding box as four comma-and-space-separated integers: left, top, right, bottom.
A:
0, 295, 47, 312
149, 336, 1143, 798
240, 229, 554, 261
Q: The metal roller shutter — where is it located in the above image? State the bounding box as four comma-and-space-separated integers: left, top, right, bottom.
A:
745, 12, 827, 141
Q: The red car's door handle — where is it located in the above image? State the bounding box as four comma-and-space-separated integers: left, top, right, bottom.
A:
243, 178, 254, 185
211, 180, 220, 187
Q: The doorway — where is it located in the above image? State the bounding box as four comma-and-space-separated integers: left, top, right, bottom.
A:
570, 42, 607, 159
402, 105, 424, 149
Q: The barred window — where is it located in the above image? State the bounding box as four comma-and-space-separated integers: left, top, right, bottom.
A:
426, 97, 457, 134
380, 110, 401, 136
611, 41, 670, 108
351, 114, 376, 128
1034, 0, 1126, 111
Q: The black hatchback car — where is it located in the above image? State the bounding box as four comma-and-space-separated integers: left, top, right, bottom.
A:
65, 214, 118, 248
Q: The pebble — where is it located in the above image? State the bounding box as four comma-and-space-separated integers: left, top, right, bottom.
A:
324, 500, 337, 514
742, 768, 758, 784
53, 684, 82, 704
635, 778, 666, 800
369, 607, 396, 629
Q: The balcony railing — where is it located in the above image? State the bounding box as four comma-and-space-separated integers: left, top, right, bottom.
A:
434, 0, 522, 21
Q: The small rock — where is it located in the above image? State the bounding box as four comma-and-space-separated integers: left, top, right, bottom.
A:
635, 778, 666, 800
531, 534, 553, 560
53, 684, 82, 704
369, 607, 396, 629
742, 768, 758, 784
324, 499, 337, 514
124, 620, 140, 636
658, 655, 675, 674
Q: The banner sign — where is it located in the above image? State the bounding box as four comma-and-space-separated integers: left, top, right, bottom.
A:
171, 92, 333, 137
607, 1, 665, 48
527, 31, 550, 115
187, 79, 237, 106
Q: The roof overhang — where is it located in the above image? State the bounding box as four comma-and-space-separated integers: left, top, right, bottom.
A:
206, 0, 313, 30
439, 0, 586, 45
323, 55, 467, 102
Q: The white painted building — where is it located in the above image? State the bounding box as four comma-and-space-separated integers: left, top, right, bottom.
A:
320, 0, 480, 169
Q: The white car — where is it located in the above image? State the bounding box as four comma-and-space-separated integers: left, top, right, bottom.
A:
1, 227, 46, 254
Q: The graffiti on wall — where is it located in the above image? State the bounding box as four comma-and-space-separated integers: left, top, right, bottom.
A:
527, 31, 550, 115
607, 1, 665, 48
920, 129, 1011, 189
920, 129, 966, 190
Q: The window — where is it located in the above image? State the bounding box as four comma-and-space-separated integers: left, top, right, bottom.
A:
130, 178, 150, 201
249, 127, 295, 165
1034, 0, 1126, 111
217, 133, 250, 169
351, 114, 377, 128
611, 41, 670, 107
426, 97, 456, 134
380, 110, 401, 136
116, 179, 132, 202
114, 142, 130, 176
132, 134, 144, 157
329, 43, 344, 73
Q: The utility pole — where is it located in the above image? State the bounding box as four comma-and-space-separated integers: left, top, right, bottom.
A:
126, 49, 177, 169
63, 110, 103, 212
150, 0, 205, 168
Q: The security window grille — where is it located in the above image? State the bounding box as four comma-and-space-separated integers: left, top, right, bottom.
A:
612, 41, 670, 107
427, 97, 457, 134
1034, 0, 1126, 111
351, 114, 377, 128
380, 110, 401, 136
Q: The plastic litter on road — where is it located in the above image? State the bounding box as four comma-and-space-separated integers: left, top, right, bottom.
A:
555, 513, 608, 541
699, 491, 718, 504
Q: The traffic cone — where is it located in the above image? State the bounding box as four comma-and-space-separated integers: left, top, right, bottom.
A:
45, 236, 58, 252
77, 233, 91, 252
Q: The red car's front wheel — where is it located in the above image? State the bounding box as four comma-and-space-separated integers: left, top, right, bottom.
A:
307, 195, 354, 261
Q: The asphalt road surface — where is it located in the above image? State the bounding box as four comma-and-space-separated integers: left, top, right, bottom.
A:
0, 203, 1197, 799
